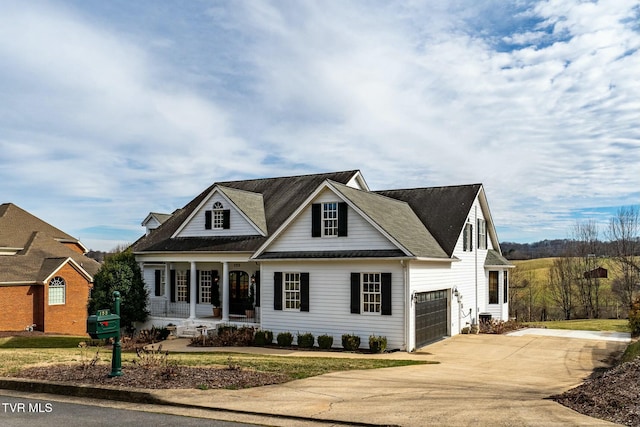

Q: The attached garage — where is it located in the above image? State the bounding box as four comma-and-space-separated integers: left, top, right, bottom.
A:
415, 290, 448, 348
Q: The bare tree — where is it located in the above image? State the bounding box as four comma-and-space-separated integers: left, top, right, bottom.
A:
548, 256, 575, 320
607, 206, 640, 309
571, 220, 601, 318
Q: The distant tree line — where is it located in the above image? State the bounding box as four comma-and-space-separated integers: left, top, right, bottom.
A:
503, 237, 640, 261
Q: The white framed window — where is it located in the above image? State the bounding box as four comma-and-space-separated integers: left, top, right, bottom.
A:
200, 270, 212, 303
489, 271, 499, 304
284, 272, 301, 310
463, 222, 473, 252
176, 270, 188, 302
323, 202, 338, 236
477, 218, 487, 250
49, 276, 66, 305
362, 273, 381, 314
213, 201, 224, 229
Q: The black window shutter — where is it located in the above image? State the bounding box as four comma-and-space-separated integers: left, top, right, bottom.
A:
186, 270, 191, 303
254, 271, 260, 307
205, 211, 212, 229
274, 272, 283, 310
470, 224, 473, 250
154, 270, 161, 296
170, 270, 176, 302
300, 272, 310, 312
350, 273, 360, 314
196, 270, 201, 303
463, 225, 468, 250
311, 203, 321, 237
381, 273, 392, 315
338, 202, 348, 236
222, 210, 231, 229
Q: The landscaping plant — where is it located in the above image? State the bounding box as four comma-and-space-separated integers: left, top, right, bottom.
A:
317, 334, 334, 349
276, 332, 294, 347
341, 333, 361, 351
297, 332, 315, 349
368, 335, 387, 353
253, 330, 274, 346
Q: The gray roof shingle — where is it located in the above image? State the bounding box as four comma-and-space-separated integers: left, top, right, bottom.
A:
132, 170, 361, 252
0, 204, 100, 284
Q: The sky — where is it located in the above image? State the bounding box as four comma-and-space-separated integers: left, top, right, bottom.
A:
1, 0, 639, 252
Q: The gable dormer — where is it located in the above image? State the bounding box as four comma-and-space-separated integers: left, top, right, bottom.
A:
173, 186, 266, 238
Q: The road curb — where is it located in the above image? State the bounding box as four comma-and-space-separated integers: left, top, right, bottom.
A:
0, 377, 398, 427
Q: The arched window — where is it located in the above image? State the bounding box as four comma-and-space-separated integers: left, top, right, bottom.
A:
213, 202, 225, 229
49, 276, 66, 305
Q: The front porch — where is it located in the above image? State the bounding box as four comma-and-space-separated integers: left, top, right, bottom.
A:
140, 257, 261, 328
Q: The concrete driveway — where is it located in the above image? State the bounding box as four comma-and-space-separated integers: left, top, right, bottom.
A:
153, 333, 627, 426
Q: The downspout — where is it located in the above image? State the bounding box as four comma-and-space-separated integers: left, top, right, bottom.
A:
401, 259, 409, 352
474, 205, 478, 325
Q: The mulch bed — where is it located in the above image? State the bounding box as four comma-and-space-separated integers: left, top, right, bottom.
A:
13, 363, 289, 390
552, 358, 640, 426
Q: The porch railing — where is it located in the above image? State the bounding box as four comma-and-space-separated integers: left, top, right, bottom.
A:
149, 299, 189, 318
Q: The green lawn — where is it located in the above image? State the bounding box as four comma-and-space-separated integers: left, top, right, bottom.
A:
0, 336, 90, 349
0, 337, 432, 379
524, 318, 630, 333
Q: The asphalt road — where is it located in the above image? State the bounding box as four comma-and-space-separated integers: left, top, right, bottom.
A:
0, 392, 258, 427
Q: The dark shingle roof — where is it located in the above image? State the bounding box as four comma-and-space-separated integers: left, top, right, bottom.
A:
375, 184, 482, 257
132, 170, 361, 252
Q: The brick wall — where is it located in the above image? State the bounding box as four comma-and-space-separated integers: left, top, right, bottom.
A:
43, 263, 92, 336
0, 285, 42, 331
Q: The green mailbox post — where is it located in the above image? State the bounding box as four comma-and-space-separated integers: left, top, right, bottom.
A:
87, 291, 122, 377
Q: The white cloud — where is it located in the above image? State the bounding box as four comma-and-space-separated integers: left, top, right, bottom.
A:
0, 0, 638, 249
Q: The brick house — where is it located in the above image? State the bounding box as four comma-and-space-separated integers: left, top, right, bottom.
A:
0, 203, 101, 335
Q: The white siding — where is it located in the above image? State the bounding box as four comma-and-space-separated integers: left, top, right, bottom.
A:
260, 260, 406, 350
449, 197, 492, 325
268, 189, 398, 252
178, 193, 259, 237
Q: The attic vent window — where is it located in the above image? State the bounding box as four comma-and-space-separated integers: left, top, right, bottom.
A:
213, 202, 225, 229
205, 202, 230, 230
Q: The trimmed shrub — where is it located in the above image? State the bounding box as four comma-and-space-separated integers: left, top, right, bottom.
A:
368, 335, 387, 353
276, 331, 294, 347
317, 334, 334, 350
341, 333, 361, 351
297, 332, 315, 349
253, 330, 274, 346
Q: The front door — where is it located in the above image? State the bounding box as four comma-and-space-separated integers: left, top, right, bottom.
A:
229, 271, 249, 315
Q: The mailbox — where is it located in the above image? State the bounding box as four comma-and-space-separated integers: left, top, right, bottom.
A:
87, 309, 120, 339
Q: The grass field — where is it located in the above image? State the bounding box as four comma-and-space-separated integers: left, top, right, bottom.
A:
0, 336, 431, 378
524, 319, 630, 333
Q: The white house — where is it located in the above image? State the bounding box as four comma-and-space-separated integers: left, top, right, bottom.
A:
132, 170, 513, 351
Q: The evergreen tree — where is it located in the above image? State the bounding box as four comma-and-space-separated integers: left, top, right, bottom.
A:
89, 249, 149, 333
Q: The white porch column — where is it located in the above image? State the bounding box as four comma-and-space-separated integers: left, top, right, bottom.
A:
189, 261, 197, 319
164, 263, 171, 298
222, 261, 230, 322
